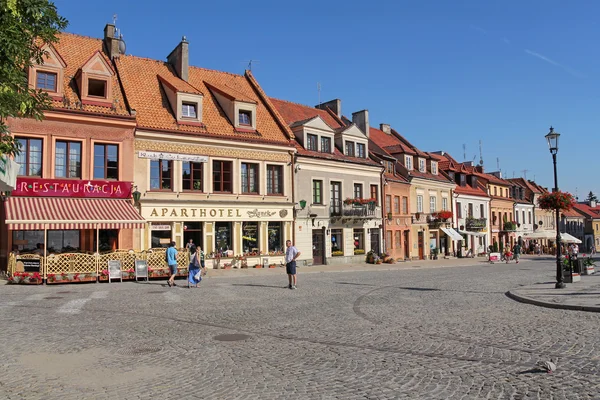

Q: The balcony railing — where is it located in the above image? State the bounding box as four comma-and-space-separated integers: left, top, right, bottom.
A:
330, 200, 379, 219
465, 217, 487, 231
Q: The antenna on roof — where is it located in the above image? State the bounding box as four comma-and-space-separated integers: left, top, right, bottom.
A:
478, 140, 484, 166
521, 169, 528, 179
317, 82, 321, 107
246, 60, 259, 71
496, 157, 500, 171
512, 171, 515, 178
463, 144, 466, 161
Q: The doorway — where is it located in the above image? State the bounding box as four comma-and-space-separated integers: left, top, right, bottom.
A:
312, 229, 324, 265
418, 231, 424, 260
403, 230, 410, 259
370, 229, 380, 255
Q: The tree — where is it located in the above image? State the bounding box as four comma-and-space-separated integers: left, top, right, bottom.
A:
0, 0, 68, 156
587, 191, 598, 203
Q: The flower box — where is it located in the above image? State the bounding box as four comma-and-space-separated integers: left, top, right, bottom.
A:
354, 249, 365, 255
332, 251, 344, 257
254, 264, 262, 268
47, 273, 97, 284
268, 264, 277, 268
9, 272, 43, 285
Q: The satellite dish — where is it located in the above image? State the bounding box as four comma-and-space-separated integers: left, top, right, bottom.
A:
118, 34, 126, 54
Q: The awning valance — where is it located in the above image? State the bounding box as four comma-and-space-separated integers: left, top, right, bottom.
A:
5, 197, 145, 230
441, 227, 463, 241
458, 230, 486, 237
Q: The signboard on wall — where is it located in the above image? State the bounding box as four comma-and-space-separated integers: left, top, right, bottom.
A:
142, 206, 294, 221
138, 151, 208, 163
12, 178, 132, 199
16, 258, 41, 273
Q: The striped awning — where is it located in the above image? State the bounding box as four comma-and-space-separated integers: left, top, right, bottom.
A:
5, 197, 145, 230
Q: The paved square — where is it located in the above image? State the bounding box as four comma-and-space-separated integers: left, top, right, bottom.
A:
1, 258, 599, 399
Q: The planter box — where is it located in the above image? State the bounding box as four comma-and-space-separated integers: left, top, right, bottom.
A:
564, 273, 581, 283
10, 278, 43, 285
47, 275, 97, 284
583, 266, 595, 275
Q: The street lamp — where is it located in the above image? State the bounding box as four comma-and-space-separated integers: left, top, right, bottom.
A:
545, 126, 564, 289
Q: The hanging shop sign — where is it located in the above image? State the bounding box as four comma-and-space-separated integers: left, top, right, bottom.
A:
13, 178, 132, 199
138, 151, 208, 163
150, 224, 172, 231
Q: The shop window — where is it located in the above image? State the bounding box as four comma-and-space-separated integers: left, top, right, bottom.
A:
12, 230, 44, 253
353, 229, 364, 250
88, 78, 107, 98
150, 160, 173, 190
306, 134, 318, 151
36, 71, 57, 92
47, 230, 80, 253
151, 228, 171, 249
331, 229, 343, 253
213, 160, 233, 193
353, 183, 363, 199
15, 137, 43, 176
184, 222, 203, 250
95, 229, 118, 252
267, 165, 283, 195
182, 162, 203, 191
94, 143, 118, 180
55, 140, 81, 178
313, 180, 323, 204
321, 137, 331, 153
242, 221, 259, 254
268, 221, 283, 253
241, 162, 259, 194
215, 222, 232, 255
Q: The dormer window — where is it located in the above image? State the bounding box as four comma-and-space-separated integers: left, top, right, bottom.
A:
418, 158, 425, 173
239, 110, 252, 126
36, 71, 57, 92
321, 137, 331, 153
87, 79, 107, 98
357, 143, 366, 158
76, 51, 114, 106
307, 134, 318, 151
431, 161, 438, 175
182, 102, 197, 118
405, 155, 413, 170
345, 141, 355, 157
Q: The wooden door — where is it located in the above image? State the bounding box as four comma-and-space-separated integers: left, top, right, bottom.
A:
312, 230, 324, 265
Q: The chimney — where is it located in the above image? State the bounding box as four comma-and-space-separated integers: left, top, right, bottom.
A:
380, 123, 391, 134
591, 200, 597, 208
490, 171, 502, 179
167, 36, 189, 82
103, 24, 120, 59
352, 109, 370, 138
315, 99, 341, 118
475, 165, 484, 173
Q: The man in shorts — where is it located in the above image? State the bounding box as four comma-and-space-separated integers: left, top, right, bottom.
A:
512, 243, 521, 263
285, 240, 301, 290
166, 241, 178, 287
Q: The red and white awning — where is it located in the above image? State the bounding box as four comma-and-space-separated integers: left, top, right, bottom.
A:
5, 197, 145, 230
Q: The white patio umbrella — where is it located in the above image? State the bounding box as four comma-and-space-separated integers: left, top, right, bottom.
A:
522, 231, 556, 240
559, 232, 582, 244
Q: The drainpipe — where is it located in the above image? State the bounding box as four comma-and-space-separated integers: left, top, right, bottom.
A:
289, 150, 296, 246
380, 166, 386, 255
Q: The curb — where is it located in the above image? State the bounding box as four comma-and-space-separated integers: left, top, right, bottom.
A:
505, 290, 600, 313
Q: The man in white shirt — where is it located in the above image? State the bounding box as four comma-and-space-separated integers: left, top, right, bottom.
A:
285, 240, 301, 290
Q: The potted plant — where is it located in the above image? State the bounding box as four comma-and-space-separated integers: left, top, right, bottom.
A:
366, 250, 375, 264
538, 190, 576, 211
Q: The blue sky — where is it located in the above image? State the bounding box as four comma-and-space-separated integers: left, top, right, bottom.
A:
54, 0, 599, 199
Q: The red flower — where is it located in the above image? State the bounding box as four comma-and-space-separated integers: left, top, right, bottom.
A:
538, 191, 575, 211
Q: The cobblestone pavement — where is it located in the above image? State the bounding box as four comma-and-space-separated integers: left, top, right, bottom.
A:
1, 258, 600, 399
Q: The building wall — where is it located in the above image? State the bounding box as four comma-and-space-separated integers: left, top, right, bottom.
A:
294, 157, 382, 265
453, 194, 490, 256
490, 197, 515, 249
383, 180, 411, 260
514, 203, 535, 244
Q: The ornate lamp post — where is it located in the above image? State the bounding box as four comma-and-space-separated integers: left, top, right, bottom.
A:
545, 126, 564, 289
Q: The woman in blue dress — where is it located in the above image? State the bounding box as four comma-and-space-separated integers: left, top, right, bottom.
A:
188, 245, 202, 288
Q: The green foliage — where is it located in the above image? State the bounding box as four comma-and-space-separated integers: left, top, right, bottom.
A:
0, 0, 68, 156
492, 242, 498, 252
499, 242, 504, 253
587, 191, 598, 202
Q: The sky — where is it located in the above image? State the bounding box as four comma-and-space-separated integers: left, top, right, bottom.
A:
54, 0, 599, 200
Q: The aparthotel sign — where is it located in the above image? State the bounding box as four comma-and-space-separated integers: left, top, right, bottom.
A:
142, 206, 291, 221
13, 178, 132, 199
138, 151, 208, 163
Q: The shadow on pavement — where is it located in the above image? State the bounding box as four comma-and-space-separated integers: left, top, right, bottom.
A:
230, 283, 287, 289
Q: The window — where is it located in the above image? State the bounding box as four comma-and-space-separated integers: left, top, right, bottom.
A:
15, 137, 42, 176
268, 221, 283, 252
242, 221, 259, 254
345, 141, 355, 156
241, 163, 259, 194
515, 211, 519, 223
395, 231, 401, 250
88, 79, 107, 98
321, 137, 331, 153
442, 197, 448, 211
430, 196, 436, 213
150, 160, 173, 190
47, 230, 80, 253
182, 162, 203, 191
239, 110, 252, 126
456, 202, 462, 218
353, 229, 364, 250
529, 212, 532, 224
353, 183, 363, 199
417, 195, 423, 213
183, 222, 202, 251
394, 196, 400, 214
505, 189, 508, 197
212, 160, 233, 193
93, 144, 118, 180
151, 225, 171, 248
494, 187, 497, 196
522, 211, 526, 224
385, 161, 394, 173
357, 143, 366, 158
36, 71, 57, 91
313, 180, 323, 204
95, 229, 118, 252
385, 195, 392, 213
419, 158, 425, 172
480, 204, 485, 218
386, 230, 393, 250
331, 229, 343, 253
468, 203, 473, 218
215, 222, 232, 253
55, 141, 81, 178
370, 184, 378, 203
431, 162, 438, 175
267, 165, 283, 195
402, 197, 408, 214
182, 102, 197, 118
306, 134, 318, 151
405, 156, 413, 170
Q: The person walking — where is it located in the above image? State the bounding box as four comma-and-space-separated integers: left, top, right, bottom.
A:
512, 242, 521, 264
166, 241, 178, 287
188, 245, 202, 288
285, 239, 300, 290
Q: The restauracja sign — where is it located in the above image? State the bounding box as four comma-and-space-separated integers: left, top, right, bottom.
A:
12, 177, 132, 199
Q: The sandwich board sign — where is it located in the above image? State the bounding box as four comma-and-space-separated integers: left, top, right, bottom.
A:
135, 259, 148, 282
108, 260, 122, 283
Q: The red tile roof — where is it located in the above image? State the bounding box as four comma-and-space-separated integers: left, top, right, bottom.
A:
292, 141, 380, 167
269, 98, 343, 130
574, 203, 600, 219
